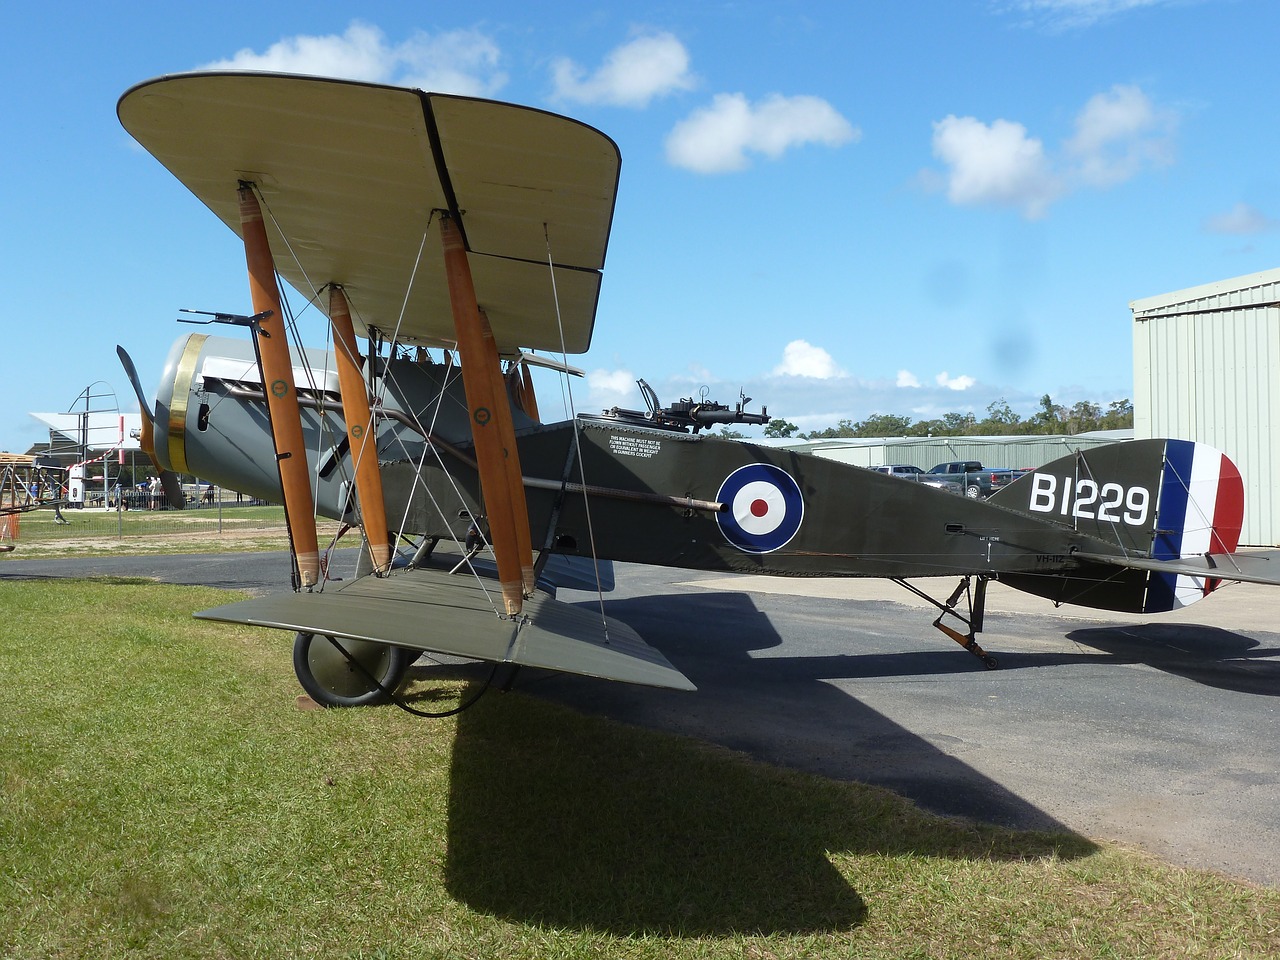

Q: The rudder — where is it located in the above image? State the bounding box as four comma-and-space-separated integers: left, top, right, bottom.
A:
1145, 439, 1242, 611
990, 439, 1244, 613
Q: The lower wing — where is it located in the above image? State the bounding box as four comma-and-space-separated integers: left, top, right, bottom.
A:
196, 564, 693, 691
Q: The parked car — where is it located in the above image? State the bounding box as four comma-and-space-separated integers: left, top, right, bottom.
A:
870, 463, 963, 493
925, 460, 1019, 499
870, 464, 925, 479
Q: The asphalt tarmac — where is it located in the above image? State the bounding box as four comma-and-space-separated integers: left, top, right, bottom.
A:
4, 549, 1278, 886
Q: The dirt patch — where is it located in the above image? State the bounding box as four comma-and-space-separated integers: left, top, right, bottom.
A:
1, 525, 325, 559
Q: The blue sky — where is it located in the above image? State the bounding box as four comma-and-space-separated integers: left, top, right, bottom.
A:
4, 0, 1279, 450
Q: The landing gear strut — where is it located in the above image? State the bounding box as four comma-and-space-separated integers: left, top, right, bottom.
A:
892, 575, 999, 669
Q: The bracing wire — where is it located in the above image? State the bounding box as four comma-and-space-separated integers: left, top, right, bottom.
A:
543, 223, 612, 636
253, 190, 470, 594
336, 263, 503, 615
255, 186, 357, 585
250, 190, 506, 614
381, 221, 434, 360
373, 348, 505, 613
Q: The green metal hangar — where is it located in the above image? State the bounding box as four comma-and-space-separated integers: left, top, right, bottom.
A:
1131, 267, 1280, 546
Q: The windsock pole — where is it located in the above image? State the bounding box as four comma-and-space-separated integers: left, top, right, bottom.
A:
238, 182, 320, 588
328, 285, 392, 574
439, 213, 532, 614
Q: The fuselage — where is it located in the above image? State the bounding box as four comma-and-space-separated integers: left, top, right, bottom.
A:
152, 333, 1114, 585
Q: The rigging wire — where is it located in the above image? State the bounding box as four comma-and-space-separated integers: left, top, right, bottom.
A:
245, 189, 581, 621
252, 191, 484, 596
275, 283, 352, 584
333, 236, 503, 614
543, 223, 612, 636
254, 185, 356, 587
372, 339, 505, 612
379, 220, 433, 354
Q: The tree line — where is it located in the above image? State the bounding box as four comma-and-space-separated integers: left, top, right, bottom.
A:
731, 395, 1134, 440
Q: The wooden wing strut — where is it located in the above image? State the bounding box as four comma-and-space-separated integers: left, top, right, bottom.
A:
329, 286, 392, 574
439, 214, 535, 614
238, 183, 320, 587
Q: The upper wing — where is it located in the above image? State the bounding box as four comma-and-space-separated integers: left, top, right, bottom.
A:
118, 72, 621, 354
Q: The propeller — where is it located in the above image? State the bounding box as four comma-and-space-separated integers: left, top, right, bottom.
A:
116, 346, 185, 510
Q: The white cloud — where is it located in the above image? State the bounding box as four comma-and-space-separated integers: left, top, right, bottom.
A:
200, 21, 507, 96
542, 367, 1125, 437
551, 32, 695, 107
1066, 84, 1174, 186
936, 371, 976, 391
395, 32, 507, 95
927, 84, 1176, 218
586, 368, 639, 409
1204, 202, 1278, 236
667, 363, 716, 385
931, 115, 1061, 219
666, 93, 858, 174
771, 340, 844, 379
897, 370, 922, 388
997, 0, 1173, 30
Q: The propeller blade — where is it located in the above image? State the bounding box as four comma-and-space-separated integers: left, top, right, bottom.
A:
118, 345, 185, 510
116, 345, 151, 415
159, 471, 186, 510
117, 344, 159, 462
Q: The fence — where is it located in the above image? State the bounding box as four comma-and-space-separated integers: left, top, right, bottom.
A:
2, 490, 343, 549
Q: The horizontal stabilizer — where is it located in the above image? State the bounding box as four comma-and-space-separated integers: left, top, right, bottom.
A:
1076, 549, 1280, 587
195, 566, 692, 691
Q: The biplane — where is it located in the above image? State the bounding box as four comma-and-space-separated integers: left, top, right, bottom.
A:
0, 454, 73, 549
116, 72, 1280, 707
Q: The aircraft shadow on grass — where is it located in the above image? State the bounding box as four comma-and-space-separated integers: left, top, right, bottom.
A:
407, 590, 1097, 936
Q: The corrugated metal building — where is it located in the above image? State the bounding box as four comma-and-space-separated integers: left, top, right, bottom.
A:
771, 432, 1128, 471
1131, 267, 1280, 545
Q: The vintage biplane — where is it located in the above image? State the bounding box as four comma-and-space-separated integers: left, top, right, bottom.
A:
0, 454, 73, 549
116, 72, 1280, 708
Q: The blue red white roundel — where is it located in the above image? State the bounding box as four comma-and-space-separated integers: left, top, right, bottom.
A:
715, 463, 804, 554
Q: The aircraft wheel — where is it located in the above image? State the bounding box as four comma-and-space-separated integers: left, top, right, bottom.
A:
965, 484, 982, 499
292, 632, 410, 707
982, 655, 1000, 670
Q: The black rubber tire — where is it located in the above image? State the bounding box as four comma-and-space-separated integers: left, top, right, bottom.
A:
292, 632, 410, 708
965, 484, 982, 499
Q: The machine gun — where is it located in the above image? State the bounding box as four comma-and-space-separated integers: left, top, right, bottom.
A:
602, 380, 770, 433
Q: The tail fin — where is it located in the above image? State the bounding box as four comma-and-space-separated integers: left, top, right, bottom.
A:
1146, 439, 1243, 609
990, 439, 1244, 613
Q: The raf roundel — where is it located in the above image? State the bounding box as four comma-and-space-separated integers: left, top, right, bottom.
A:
715, 463, 805, 554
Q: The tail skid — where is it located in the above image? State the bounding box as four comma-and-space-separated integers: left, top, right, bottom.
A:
892, 576, 999, 669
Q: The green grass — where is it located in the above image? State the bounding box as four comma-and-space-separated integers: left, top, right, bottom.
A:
2, 579, 1278, 958
2, 505, 345, 558
9, 502, 289, 538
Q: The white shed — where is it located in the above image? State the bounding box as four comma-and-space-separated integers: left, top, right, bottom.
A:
1131, 267, 1280, 545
